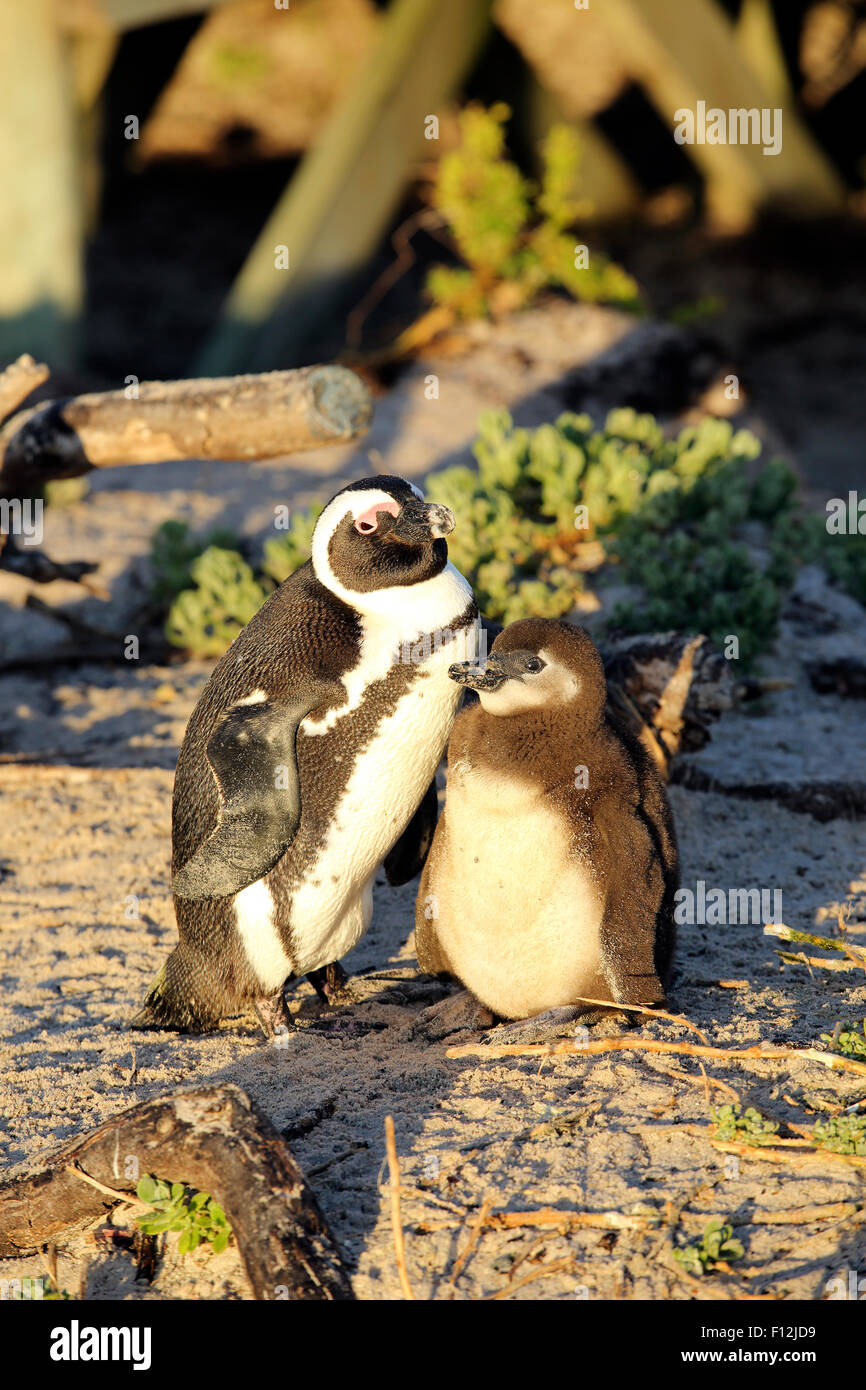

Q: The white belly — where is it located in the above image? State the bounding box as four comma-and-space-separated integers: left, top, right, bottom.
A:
233, 562, 477, 990
431, 767, 606, 1018
289, 605, 479, 977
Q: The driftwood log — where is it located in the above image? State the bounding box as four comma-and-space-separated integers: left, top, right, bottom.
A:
0, 1084, 354, 1301
0, 354, 49, 425
601, 630, 736, 771
0, 361, 372, 501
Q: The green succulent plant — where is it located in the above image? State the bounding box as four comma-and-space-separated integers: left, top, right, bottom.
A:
149, 519, 244, 605
673, 1220, 745, 1277
261, 504, 323, 585
712, 1103, 780, 1145
427, 406, 800, 662
164, 547, 267, 657
151, 407, 866, 661
135, 1175, 232, 1256
427, 104, 642, 319
811, 1115, 866, 1156
821, 1020, 866, 1059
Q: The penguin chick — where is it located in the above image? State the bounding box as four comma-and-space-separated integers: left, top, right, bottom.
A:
134, 475, 478, 1033
415, 618, 678, 1030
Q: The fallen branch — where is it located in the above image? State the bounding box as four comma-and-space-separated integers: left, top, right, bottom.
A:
0, 1084, 353, 1301
384, 1115, 415, 1301
0, 355, 49, 424
446, 1037, 866, 1079
0, 365, 371, 496
0, 539, 99, 587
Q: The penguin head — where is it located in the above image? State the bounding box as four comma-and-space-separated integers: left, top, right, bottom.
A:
311, 475, 456, 613
449, 618, 606, 719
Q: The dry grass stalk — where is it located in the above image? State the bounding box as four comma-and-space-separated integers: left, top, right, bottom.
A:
448, 1195, 494, 1285
712, 1139, 866, 1170
777, 952, 857, 972
384, 1115, 415, 1301
418, 1206, 659, 1236
748, 1202, 861, 1225
572, 995, 709, 1044
446, 1037, 866, 1079
486, 1257, 577, 1300
764, 922, 866, 969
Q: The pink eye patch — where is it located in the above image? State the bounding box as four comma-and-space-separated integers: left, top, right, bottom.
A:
353, 497, 400, 534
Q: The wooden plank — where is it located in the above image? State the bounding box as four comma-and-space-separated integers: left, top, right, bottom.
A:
195, 0, 492, 375
0, 0, 83, 366
597, 0, 844, 229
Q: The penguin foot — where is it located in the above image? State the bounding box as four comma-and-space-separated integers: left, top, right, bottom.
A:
253, 986, 293, 1040
485, 1004, 638, 1045
407, 989, 496, 1042
306, 961, 352, 1007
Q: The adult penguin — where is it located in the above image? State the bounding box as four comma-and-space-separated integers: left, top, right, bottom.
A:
134, 475, 478, 1033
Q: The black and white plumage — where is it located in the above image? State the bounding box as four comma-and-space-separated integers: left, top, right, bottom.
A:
135, 475, 478, 1032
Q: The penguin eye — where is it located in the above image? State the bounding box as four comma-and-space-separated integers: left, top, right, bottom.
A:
525, 657, 545, 674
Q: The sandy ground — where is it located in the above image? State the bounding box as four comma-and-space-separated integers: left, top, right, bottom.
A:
2, 303, 866, 1300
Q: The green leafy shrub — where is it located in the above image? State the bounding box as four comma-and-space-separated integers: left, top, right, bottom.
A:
165, 547, 268, 657
811, 1115, 866, 1156
772, 510, 866, 607
150, 519, 244, 605
152, 409, 865, 663
261, 505, 323, 585
712, 1103, 780, 1145
427, 104, 642, 319
673, 1220, 745, 1276
429, 407, 801, 661
135, 1175, 232, 1255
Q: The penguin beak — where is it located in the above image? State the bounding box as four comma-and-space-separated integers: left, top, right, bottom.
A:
448, 652, 516, 691
389, 500, 455, 544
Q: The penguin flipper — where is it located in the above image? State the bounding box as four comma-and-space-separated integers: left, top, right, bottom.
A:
173, 699, 309, 900
384, 777, 439, 886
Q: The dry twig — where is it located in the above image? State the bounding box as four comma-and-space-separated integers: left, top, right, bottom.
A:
448, 1195, 494, 1285
486, 1257, 577, 1300
446, 1037, 866, 1079
384, 1115, 415, 1301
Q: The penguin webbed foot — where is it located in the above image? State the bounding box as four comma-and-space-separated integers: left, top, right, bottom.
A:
485, 1003, 640, 1045
253, 985, 293, 1040
407, 988, 496, 1042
